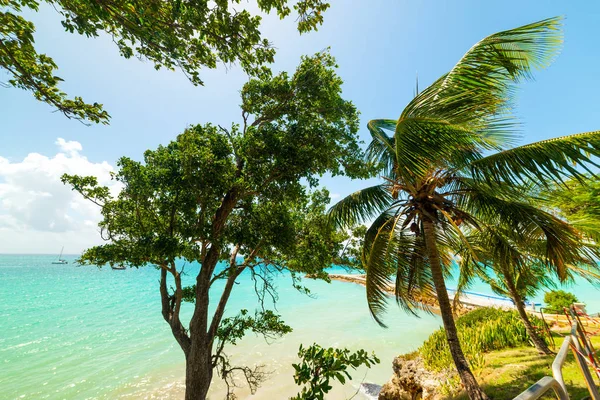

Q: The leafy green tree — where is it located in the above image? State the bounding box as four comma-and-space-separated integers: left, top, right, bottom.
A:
62, 52, 371, 400
291, 343, 379, 400
329, 17, 600, 400
544, 289, 579, 312
1, 0, 330, 123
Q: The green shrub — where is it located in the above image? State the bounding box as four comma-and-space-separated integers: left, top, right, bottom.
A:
544, 290, 578, 312
420, 307, 546, 372
291, 344, 379, 400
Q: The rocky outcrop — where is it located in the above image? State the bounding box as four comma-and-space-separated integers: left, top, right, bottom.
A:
378, 355, 455, 400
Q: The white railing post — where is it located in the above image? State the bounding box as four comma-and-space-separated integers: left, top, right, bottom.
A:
512, 376, 569, 400
552, 334, 572, 395
515, 320, 600, 400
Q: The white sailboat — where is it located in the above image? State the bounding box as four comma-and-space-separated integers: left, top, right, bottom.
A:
51, 247, 68, 264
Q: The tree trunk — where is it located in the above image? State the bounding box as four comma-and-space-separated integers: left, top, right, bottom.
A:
505, 282, 552, 355
184, 340, 213, 400
185, 189, 240, 399
422, 220, 489, 400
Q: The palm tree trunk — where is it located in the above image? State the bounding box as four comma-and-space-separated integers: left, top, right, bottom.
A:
505, 281, 552, 355
422, 219, 489, 400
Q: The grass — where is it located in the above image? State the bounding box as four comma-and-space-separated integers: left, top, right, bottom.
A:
451, 333, 600, 399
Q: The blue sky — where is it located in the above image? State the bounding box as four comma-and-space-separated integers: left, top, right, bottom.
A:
1, 1, 599, 252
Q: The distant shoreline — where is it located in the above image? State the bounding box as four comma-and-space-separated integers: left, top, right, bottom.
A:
327, 273, 448, 315
327, 273, 527, 315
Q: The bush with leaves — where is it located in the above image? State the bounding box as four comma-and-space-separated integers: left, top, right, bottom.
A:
544, 290, 578, 313
291, 344, 379, 400
420, 308, 547, 372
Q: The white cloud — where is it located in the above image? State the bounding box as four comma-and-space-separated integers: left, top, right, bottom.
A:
0, 139, 120, 253
55, 137, 83, 154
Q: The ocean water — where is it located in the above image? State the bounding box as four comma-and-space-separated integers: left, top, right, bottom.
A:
2, 255, 599, 400
0, 255, 442, 400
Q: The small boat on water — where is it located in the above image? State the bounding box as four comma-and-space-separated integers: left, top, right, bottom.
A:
111, 265, 126, 270
51, 247, 68, 264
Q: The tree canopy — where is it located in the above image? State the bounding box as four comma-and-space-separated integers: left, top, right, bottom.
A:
1, 0, 330, 123
62, 51, 371, 399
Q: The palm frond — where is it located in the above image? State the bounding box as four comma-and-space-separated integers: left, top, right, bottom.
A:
327, 184, 392, 228
395, 233, 435, 315
453, 249, 487, 309
366, 119, 397, 175
394, 118, 484, 179
402, 17, 563, 147
469, 130, 600, 187
362, 213, 399, 326
566, 263, 600, 286
456, 179, 595, 280
362, 212, 434, 325
475, 209, 599, 288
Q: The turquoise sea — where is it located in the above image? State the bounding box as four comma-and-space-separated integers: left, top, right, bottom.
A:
2, 255, 600, 400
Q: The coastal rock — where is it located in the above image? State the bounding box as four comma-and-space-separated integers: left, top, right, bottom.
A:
378, 355, 453, 400
360, 382, 383, 399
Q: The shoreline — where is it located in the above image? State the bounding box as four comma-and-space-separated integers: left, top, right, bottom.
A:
327, 273, 520, 315
327, 273, 578, 326
328, 273, 449, 315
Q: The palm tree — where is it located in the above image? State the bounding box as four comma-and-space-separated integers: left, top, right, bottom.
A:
329, 17, 600, 400
475, 259, 555, 355
457, 223, 600, 355
483, 264, 554, 354
547, 175, 600, 241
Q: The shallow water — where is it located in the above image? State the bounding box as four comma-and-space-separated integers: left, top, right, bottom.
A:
0, 255, 443, 399
3, 255, 599, 399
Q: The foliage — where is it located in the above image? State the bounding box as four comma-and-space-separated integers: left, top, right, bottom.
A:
62, 52, 371, 399
550, 175, 600, 219
216, 309, 292, 347
455, 211, 600, 305
457, 214, 600, 354
547, 175, 600, 240
543, 289, 578, 312
1, 0, 330, 123
291, 343, 379, 400
1, 0, 109, 123
420, 308, 547, 372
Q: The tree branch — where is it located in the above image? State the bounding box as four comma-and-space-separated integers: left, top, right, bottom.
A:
159, 263, 191, 355
207, 264, 245, 343
207, 245, 262, 342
